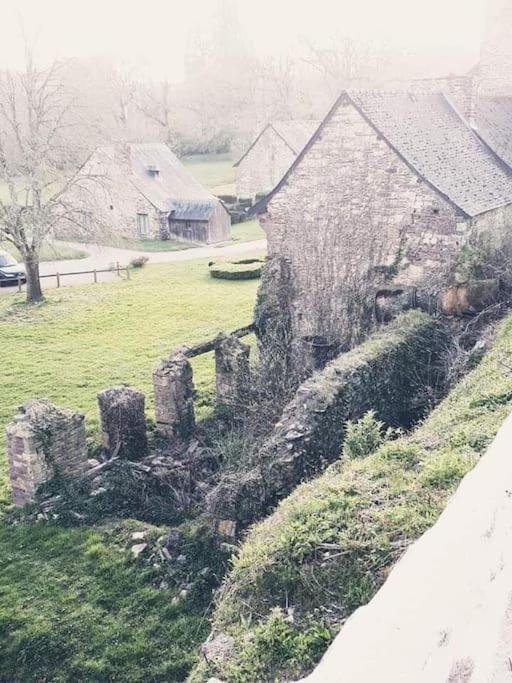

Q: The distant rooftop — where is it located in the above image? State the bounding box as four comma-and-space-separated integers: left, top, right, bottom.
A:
234, 120, 320, 167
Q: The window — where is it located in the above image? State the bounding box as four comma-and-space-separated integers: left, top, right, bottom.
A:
137, 213, 150, 237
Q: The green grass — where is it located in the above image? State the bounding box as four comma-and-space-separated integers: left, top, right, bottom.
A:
194, 314, 512, 682
107, 237, 196, 252
230, 220, 265, 243
0, 258, 259, 505
1, 241, 88, 262
0, 519, 224, 682
182, 153, 236, 196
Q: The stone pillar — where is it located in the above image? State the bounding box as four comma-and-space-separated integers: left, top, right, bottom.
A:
215, 333, 251, 408
6, 399, 87, 507
153, 348, 195, 439
97, 386, 147, 459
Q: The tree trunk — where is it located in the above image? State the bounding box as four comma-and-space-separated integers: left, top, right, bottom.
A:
25, 254, 44, 303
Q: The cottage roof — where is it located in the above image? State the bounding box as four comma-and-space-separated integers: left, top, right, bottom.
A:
129, 143, 215, 213
254, 91, 512, 218
233, 120, 320, 167
474, 96, 512, 169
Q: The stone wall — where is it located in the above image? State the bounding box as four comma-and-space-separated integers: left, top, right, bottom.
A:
301, 410, 512, 683
260, 100, 466, 360
207, 311, 447, 527
6, 400, 88, 506
236, 126, 297, 199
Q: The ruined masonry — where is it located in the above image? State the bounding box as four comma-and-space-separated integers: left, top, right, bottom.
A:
98, 386, 148, 459
153, 349, 196, 438
215, 334, 251, 408
6, 400, 88, 506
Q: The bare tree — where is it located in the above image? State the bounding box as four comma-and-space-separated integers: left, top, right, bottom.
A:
0, 49, 103, 302
136, 80, 178, 148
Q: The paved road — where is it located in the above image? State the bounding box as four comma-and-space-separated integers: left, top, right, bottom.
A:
1, 238, 267, 294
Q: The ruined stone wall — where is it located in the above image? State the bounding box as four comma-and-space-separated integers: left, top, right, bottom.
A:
261, 101, 466, 356
479, 0, 512, 97
236, 126, 297, 199
6, 400, 88, 506
207, 311, 447, 527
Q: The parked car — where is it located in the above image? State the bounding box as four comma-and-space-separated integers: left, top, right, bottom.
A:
0, 250, 26, 286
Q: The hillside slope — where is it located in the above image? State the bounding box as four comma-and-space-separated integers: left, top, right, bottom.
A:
192, 313, 512, 683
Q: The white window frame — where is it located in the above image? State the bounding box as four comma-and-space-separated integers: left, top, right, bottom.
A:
137, 213, 150, 237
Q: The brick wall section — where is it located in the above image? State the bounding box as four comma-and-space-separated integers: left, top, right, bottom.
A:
236, 126, 297, 199
261, 100, 468, 352
6, 400, 88, 507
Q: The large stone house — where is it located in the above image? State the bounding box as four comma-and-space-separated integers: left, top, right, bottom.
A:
72, 143, 231, 244
253, 0, 512, 369
234, 120, 320, 199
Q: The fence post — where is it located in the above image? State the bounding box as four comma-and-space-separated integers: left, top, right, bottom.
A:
17, 277, 21, 293
56, 272, 60, 288
93, 269, 97, 284
126, 267, 130, 280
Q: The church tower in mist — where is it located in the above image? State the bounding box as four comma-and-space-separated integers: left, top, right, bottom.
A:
479, 0, 512, 96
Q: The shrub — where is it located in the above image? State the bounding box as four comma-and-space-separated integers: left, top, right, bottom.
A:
209, 259, 263, 281
130, 255, 149, 268
343, 410, 385, 459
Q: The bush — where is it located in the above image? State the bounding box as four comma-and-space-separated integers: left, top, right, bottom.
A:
130, 256, 149, 268
209, 259, 263, 281
342, 411, 385, 459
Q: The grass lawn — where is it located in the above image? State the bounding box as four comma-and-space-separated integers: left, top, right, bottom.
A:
230, 219, 265, 243
0, 257, 259, 681
182, 152, 236, 196
1, 241, 88, 262
104, 237, 196, 252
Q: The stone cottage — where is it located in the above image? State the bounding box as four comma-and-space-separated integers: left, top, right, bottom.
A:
70, 143, 231, 244
234, 120, 320, 199
252, 0, 512, 370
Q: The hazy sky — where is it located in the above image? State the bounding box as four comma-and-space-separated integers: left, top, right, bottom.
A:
1, 0, 486, 81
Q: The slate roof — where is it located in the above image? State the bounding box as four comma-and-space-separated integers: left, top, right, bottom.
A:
233, 120, 320, 167
254, 91, 512, 218
129, 143, 215, 214
170, 200, 216, 220
474, 96, 512, 169
348, 91, 512, 217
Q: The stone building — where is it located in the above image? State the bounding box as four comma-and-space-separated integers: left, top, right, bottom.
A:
70, 143, 231, 244
234, 120, 320, 199
252, 0, 512, 370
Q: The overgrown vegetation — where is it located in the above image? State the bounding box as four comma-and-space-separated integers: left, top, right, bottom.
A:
193, 314, 512, 682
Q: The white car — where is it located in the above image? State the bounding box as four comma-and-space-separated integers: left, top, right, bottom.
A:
0, 250, 26, 285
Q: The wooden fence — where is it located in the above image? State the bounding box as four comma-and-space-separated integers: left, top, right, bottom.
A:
12, 262, 130, 292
